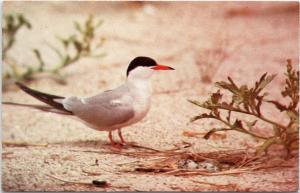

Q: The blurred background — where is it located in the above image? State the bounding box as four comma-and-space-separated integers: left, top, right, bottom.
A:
3, 2, 299, 87
3, 1, 298, 143
2, 2, 299, 155
2, 2, 299, 191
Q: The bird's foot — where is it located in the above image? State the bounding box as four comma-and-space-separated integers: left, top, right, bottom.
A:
110, 142, 125, 151
110, 141, 138, 150
122, 141, 138, 147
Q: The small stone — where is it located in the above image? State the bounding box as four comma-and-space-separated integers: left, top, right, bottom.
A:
186, 160, 198, 169
199, 161, 220, 172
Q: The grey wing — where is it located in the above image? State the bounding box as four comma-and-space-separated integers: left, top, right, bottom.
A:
62, 85, 134, 128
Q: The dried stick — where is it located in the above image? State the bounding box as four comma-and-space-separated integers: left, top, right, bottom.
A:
45, 173, 108, 187
3, 141, 49, 147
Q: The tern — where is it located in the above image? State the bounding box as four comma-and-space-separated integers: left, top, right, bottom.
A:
3, 56, 174, 148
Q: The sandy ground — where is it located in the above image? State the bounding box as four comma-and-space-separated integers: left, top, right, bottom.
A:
2, 2, 299, 191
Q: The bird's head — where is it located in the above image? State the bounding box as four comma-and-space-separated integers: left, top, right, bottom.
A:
126, 56, 174, 80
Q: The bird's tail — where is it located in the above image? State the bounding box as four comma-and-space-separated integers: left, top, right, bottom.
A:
3, 82, 73, 115
2, 102, 72, 115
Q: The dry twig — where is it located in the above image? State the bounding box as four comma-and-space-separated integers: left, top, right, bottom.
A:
2, 141, 49, 147
45, 173, 109, 187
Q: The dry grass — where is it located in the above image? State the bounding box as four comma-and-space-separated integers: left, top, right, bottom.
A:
69, 142, 297, 178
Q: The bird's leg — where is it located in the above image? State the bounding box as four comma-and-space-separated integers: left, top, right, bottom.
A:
108, 131, 116, 145
108, 131, 122, 149
117, 128, 126, 144
117, 128, 137, 146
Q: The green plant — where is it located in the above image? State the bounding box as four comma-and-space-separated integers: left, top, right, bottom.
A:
39, 14, 105, 74
3, 15, 105, 86
2, 13, 32, 58
189, 59, 299, 158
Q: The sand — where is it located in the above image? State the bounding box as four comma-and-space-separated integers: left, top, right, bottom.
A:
2, 2, 299, 191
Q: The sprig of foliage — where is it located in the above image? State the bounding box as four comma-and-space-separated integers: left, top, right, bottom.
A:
189, 60, 299, 158
47, 15, 105, 73
3, 15, 105, 86
2, 13, 32, 58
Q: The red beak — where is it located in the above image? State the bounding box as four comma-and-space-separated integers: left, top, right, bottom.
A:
151, 64, 175, 70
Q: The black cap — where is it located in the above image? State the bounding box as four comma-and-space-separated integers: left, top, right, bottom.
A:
127, 56, 157, 76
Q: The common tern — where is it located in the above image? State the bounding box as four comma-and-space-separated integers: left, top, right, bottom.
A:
3, 56, 175, 148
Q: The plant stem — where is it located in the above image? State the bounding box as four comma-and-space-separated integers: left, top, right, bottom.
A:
215, 105, 288, 131
214, 116, 268, 140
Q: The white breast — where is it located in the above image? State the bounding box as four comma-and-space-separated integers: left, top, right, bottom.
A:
132, 92, 151, 122
126, 79, 152, 125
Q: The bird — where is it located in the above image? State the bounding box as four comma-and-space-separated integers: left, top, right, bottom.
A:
3, 56, 175, 148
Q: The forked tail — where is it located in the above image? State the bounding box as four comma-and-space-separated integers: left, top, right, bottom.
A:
3, 82, 73, 115
2, 102, 72, 115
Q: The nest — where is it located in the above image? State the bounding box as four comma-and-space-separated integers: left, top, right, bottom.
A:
102, 143, 298, 177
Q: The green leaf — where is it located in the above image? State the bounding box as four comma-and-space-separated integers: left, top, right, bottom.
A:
95, 20, 104, 29
215, 81, 239, 94
281, 60, 299, 110
211, 90, 222, 104
254, 73, 276, 95
62, 55, 71, 66
188, 99, 204, 108
73, 40, 82, 52
74, 21, 83, 33
190, 113, 215, 122
232, 119, 243, 130
204, 128, 232, 139
245, 120, 257, 131
33, 49, 45, 71
60, 38, 70, 48
256, 95, 264, 115
267, 100, 288, 112
18, 14, 32, 29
